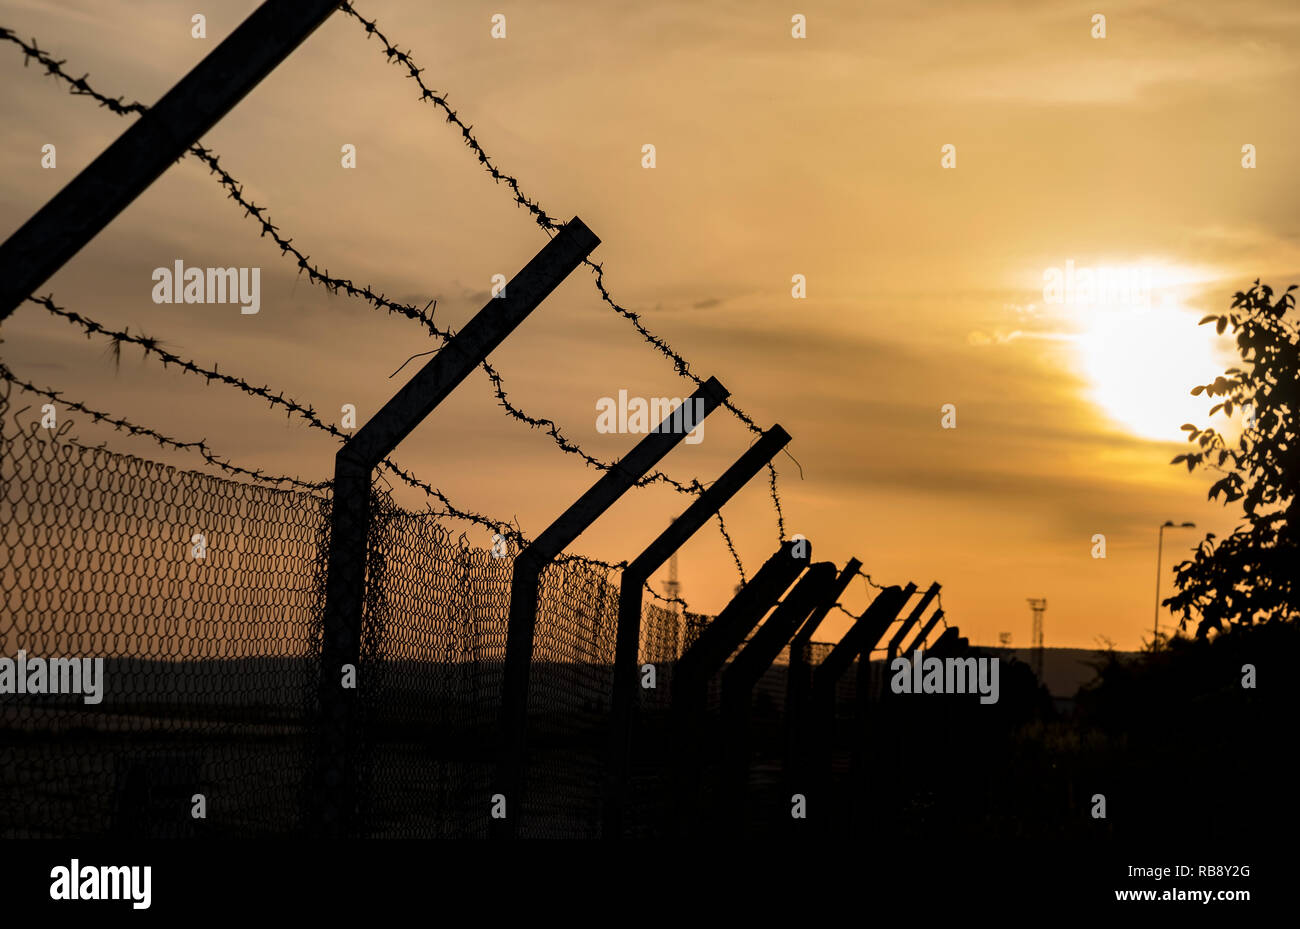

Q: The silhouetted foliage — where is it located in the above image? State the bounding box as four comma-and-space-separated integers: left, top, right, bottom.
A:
1166, 280, 1299, 637
1071, 621, 1299, 844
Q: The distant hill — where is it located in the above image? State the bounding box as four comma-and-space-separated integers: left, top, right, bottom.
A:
994, 646, 1135, 698
857, 646, 1133, 700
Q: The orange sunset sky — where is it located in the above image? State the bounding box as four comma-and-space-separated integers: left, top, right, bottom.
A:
2, 0, 1297, 650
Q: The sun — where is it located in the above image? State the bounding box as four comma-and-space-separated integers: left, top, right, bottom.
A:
1068, 265, 1231, 442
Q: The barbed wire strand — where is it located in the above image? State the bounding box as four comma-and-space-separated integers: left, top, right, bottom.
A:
336, 2, 789, 543
0, 24, 959, 634
830, 573, 952, 645
15, 294, 702, 608
0, 362, 325, 492
28, 290, 745, 588
0, 29, 665, 490
0, 361, 685, 608
0, 26, 748, 582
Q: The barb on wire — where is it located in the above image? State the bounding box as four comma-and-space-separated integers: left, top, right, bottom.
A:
25, 293, 519, 544
29, 294, 349, 437
0, 27, 710, 502
187, 143, 717, 505
1, 24, 751, 588
337, 3, 560, 234
336, 1, 789, 542
31, 290, 747, 580
0, 363, 325, 492
0, 28, 147, 117
0, 362, 690, 608
715, 511, 745, 586
21, 295, 703, 605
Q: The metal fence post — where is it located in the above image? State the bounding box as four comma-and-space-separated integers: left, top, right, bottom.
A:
312, 218, 600, 837
883, 605, 947, 778
670, 538, 810, 835
0, 0, 342, 318
856, 581, 939, 808
603, 426, 791, 838
720, 561, 837, 830
881, 582, 941, 699
903, 608, 947, 655
493, 376, 731, 838
928, 626, 960, 658
806, 584, 910, 835
782, 558, 861, 817
891, 626, 965, 788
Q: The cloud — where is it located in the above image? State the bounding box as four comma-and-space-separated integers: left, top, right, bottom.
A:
967, 329, 1031, 346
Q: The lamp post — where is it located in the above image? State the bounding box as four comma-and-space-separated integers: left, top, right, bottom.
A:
1154, 520, 1196, 644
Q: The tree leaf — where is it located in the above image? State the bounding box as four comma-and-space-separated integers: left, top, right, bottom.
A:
1168, 278, 1298, 636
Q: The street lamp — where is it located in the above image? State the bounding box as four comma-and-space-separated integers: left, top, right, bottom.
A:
1154, 520, 1196, 644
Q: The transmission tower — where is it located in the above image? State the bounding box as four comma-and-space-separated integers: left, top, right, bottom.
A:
662, 518, 681, 613
664, 549, 681, 613
1026, 598, 1046, 681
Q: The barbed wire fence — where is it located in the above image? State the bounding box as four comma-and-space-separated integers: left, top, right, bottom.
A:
0, 25, 755, 585
0, 7, 958, 838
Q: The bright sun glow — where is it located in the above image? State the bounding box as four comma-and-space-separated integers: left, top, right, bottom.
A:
1069, 264, 1230, 442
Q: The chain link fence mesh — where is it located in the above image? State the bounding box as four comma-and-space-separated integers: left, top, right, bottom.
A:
5, 384, 851, 838
0, 386, 329, 838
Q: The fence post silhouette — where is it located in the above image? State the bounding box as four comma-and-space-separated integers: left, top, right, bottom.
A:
602, 425, 791, 838
886, 625, 961, 782
928, 626, 960, 658
670, 538, 809, 834
312, 218, 600, 837
806, 584, 910, 835
493, 375, 730, 838
0, 8, 990, 841
783, 558, 861, 799
855, 582, 939, 810
0, 0, 341, 319
882, 583, 941, 699
903, 608, 946, 654
720, 560, 837, 831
